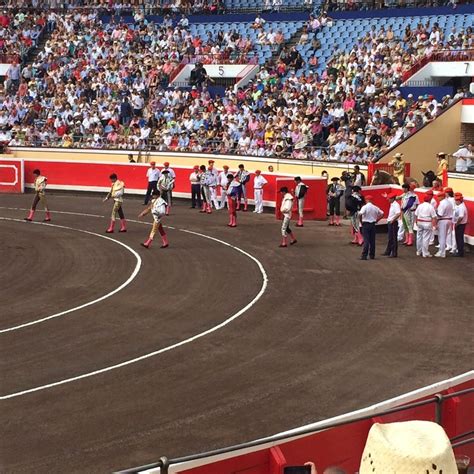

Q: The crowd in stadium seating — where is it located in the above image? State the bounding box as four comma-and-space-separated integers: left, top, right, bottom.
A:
0, 7, 472, 163
0, 10, 45, 63
0, 0, 225, 15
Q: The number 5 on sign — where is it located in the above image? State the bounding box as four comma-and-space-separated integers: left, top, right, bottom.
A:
219, 66, 224, 76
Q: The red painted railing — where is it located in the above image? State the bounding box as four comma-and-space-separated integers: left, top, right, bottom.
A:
402, 49, 474, 83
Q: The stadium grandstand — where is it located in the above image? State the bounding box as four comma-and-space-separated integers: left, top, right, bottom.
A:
0, 0, 472, 164
0, 0, 473, 473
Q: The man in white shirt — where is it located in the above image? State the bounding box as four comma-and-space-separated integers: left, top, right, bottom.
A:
162, 161, 176, 209
382, 193, 401, 258
218, 165, 230, 209
253, 170, 268, 214
452, 143, 473, 173
359, 195, 383, 260
189, 165, 201, 209
444, 187, 456, 253
207, 160, 220, 210
454, 192, 468, 257
144, 161, 160, 205
279, 186, 297, 247
415, 194, 437, 258
434, 192, 453, 258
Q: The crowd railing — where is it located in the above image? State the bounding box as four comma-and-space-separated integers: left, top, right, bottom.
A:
402, 49, 474, 84
7, 139, 378, 165
0, 3, 301, 14
321, 0, 472, 11
115, 387, 474, 473
180, 53, 259, 66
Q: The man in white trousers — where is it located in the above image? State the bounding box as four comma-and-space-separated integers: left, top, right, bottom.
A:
427, 190, 438, 245
208, 160, 220, 209
253, 170, 267, 213
218, 165, 230, 209
444, 187, 457, 253
435, 191, 453, 258
415, 194, 437, 258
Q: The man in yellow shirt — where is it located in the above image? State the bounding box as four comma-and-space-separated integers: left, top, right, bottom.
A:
395, 96, 407, 110
103, 173, 126, 233
388, 152, 405, 184
435, 152, 448, 181
264, 126, 275, 144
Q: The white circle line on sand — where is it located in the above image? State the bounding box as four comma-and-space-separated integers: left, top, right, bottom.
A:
0, 206, 104, 218
0, 211, 268, 400
0, 217, 143, 334
0, 206, 174, 228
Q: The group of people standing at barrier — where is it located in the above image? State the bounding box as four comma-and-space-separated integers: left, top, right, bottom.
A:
346, 182, 469, 260
21, 161, 468, 256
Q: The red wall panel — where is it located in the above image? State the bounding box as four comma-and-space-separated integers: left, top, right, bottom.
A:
177, 380, 474, 474
0, 159, 23, 193
274, 178, 328, 221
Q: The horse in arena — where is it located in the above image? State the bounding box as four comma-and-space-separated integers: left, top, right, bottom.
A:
422, 170, 437, 188
370, 169, 399, 185
371, 170, 419, 187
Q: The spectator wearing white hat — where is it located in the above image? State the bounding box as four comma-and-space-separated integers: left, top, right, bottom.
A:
359, 421, 457, 474
452, 143, 473, 172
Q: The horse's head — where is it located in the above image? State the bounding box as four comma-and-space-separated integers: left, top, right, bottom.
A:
422, 170, 436, 187
370, 169, 381, 185
371, 169, 393, 185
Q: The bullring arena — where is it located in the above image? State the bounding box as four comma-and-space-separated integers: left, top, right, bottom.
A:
1, 1, 474, 473
0, 183, 473, 472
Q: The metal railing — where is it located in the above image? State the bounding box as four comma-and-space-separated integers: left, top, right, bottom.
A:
0, 3, 299, 15
9, 140, 376, 165
402, 49, 474, 84
181, 54, 259, 66
322, 0, 473, 11
116, 387, 474, 474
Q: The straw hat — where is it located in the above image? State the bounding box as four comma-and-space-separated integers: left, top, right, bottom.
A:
359, 421, 457, 474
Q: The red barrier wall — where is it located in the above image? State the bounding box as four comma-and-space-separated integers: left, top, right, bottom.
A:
9, 160, 474, 240
274, 178, 328, 221
0, 159, 23, 193
178, 379, 474, 474
19, 160, 325, 218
